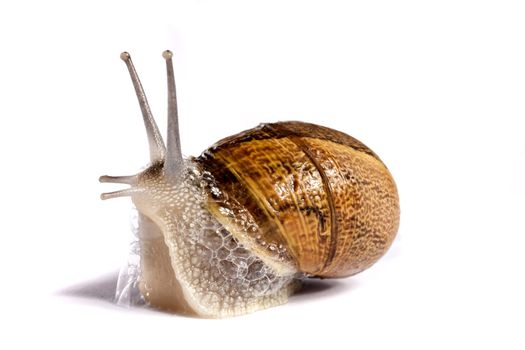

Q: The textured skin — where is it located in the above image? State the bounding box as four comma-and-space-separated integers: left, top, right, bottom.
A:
133, 162, 298, 317
137, 213, 196, 315
198, 121, 400, 277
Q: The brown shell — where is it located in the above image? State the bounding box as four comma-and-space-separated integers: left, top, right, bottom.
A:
197, 121, 399, 278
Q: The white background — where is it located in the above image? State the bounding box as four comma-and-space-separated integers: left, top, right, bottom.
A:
1, 1, 524, 349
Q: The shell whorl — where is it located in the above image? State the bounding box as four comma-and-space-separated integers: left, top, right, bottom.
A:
198, 121, 400, 277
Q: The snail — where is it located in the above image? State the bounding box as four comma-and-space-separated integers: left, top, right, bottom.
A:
100, 51, 400, 318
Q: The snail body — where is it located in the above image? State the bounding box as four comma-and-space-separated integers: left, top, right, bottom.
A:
100, 51, 400, 318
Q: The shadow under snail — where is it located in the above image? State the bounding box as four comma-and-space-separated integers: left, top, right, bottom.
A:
100, 50, 400, 318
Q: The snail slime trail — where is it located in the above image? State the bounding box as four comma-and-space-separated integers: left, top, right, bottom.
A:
100, 51, 400, 318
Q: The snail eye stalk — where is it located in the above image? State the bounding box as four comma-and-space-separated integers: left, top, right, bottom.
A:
120, 52, 166, 163
162, 50, 184, 182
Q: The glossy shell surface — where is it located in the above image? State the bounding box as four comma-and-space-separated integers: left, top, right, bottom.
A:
197, 121, 400, 277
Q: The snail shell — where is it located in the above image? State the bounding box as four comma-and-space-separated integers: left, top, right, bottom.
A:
100, 51, 400, 318
198, 121, 399, 278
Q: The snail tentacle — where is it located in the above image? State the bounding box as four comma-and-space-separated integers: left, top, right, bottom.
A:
162, 50, 184, 181
100, 187, 141, 200
99, 174, 137, 185
120, 52, 166, 163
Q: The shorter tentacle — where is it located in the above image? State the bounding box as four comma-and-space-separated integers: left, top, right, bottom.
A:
100, 187, 141, 200
99, 175, 138, 185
